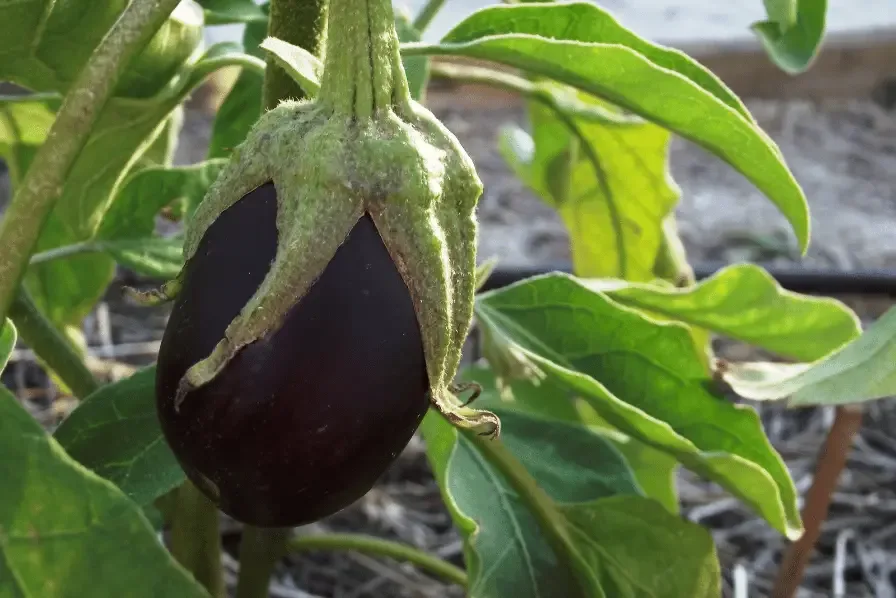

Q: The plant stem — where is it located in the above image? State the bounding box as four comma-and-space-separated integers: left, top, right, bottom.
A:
467, 432, 602, 597
235, 527, 292, 598
8, 290, 99, 399
655, 216, 696, 288
263, 0, 330, 109
28, 241, 103, 266
0, 0, 182, 323
288, 533, 468, 586
169, 480, 226, 598
771, 406, 863, 598
412, 0, 446, 32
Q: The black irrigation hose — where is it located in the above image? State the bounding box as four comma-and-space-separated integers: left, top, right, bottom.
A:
480, 261, 896, 297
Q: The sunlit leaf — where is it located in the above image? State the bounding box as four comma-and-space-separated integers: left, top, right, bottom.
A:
588, 264, 861, 361
723, 305, 896, 407
403, 16, 809, 251
753, 0, 827, 74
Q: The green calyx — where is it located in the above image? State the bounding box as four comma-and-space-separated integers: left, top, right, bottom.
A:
157, 0, 499, 437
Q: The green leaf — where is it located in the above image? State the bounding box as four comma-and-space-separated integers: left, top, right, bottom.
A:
199, 0, 267, 24
763, 0, 799, 28
464, 365, 681, 513
403, 31, 810, 252
100, 160, 229, 237
753, 0, 827, 74
91, 160, 227, 276
475, 274, 802, 539
422, 411, 719, 597
0, 0, 203, 97
0, 385, 207, 597
722, 305, 896, 407
259, 37, 322, 96
138, 108, 184, 168
438, 2, 751, 121
587, 264, 861, 361
561, 496, 720, 597
500, 91, 679, 280
395, 10, 430, 102
54, 367, 185, 507
100, 237, 185, 279
1, 318, 16, 371
207, 15, 267, 158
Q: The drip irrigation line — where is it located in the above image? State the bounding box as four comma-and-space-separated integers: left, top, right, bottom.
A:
480, 262, 896, 297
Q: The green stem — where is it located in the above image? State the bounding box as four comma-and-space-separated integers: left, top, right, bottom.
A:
318, 0, 412, 118
412, 0, 446, 32
0, 0, 182, 323
263, 0, 330, 109
235, 526, 291, 598
8, 290, 99, 399
28, 241, 103, 266
169, 481, 225, 598
288, 533, 468, 587
466, 432, 603, 598
655, 216, 696, 287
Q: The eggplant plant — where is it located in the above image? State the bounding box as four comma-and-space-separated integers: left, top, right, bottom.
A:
3, 0, 891, 596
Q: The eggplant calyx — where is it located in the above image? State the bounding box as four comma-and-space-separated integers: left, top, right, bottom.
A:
123, 271, 184, 306
430, 386, 500, 439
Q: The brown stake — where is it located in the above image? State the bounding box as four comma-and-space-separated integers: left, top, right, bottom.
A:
771, 405, 863, 598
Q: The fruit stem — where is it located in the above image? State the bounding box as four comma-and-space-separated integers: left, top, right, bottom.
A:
169, 480, 226, 598
263, 0, 330, 110
288, 532, 469, 586
8, 289, 100, 399
0, 0, 182, 324
235, 526, 292, 598
318, 0, 413, 119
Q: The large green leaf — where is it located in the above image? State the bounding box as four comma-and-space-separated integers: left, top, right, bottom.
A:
0, 386, 207, 597
402, 24, 809, 252
722, 305, 896, 407
587, 264, 861, 361
753, 0, 827, 74
439, 2, 751, 121
0, 0, 203, 97
422, 411, 719, 597
475, 274, 802, 539
54, 367, 184, 506
500, 91, 678, 280
463, 366, 680, 513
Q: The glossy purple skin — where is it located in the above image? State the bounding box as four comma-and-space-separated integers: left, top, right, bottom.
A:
156, 182, 430, 527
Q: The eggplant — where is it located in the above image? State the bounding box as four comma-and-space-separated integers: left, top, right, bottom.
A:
156, 182, 430, 526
